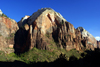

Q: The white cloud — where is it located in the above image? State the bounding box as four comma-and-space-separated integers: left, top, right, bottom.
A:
95, 36, 100, 41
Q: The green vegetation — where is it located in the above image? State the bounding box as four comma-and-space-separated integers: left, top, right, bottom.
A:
45, 33, 50, 38
61, 20, 64, 25
49, 39, 55, 45
6, 37, 12, 40
65, 34, 70, 37
0, 34, 88, 65
0, 46, 86, 64
0, 13, 8, 18
16, 47, 58, 63
10, 33, 15, 37
6, 33, 15, 39
0, 48, 100, 67
0, 51, 19, 62
0, 33, 2, 36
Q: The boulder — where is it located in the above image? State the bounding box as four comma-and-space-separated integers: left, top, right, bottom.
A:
9, 44, 13, 48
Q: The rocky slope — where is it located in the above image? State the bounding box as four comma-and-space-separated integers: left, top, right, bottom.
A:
0, 10, 19, 53
0, 8, 98, 54
14, 8, 98, 54
77, 27, 97, 49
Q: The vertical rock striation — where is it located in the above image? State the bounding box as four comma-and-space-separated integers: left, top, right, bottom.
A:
15, 8, 97, 53
0, 10, 19, 53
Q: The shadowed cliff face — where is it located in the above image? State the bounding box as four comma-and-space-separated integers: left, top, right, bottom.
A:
97, 41, 100, 48
14, 27, 31, 54
14, 8, 98, 54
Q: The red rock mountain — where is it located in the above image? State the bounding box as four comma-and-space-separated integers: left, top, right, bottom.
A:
0, 10, 19, 53
0, 8, 99, 54
15, 8, 98, 54
76, 27, 97, 49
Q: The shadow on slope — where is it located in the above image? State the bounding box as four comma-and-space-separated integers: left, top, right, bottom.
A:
0, 60, 28, 67
1, 48, 100, 67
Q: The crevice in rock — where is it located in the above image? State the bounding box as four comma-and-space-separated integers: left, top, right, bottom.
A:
47, 13, 52, 22
81, 40, 86, 47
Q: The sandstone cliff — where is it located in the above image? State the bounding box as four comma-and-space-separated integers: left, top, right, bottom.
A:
0, 8, 98, 54
77, 27, 97, 49
15, 8, 97, 54
0, 10, 19, 53
0, 10, 18, 37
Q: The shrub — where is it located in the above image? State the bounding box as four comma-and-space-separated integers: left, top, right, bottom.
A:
61, 20, 64, 25
10, 33, 15, 37
1, 13, 8, 18
6, 33, 15, 39
45, 34, 50, 38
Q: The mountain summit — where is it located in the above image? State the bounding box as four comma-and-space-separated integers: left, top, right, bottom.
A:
0, 8, 99, 54
15, 8, 98, 54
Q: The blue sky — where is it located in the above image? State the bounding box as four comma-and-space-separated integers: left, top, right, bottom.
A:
0, 0, 100, 40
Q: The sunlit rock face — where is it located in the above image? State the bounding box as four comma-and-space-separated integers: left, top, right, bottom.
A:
27, 8, 67, 34
0, 16, 19, 37
77, 27, 97, 48
0, 9, 3, 15
0, 9, 19, 37
0, 11, 19, 54
15, 8, 97, 53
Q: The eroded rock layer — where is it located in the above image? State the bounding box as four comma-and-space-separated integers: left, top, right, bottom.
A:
15, 8, 98, 53
0, 10, 19, 53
